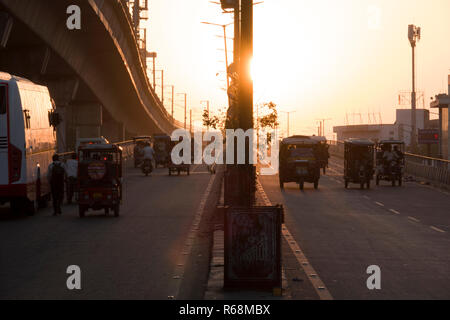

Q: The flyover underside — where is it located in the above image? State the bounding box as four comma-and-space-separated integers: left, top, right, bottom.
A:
0, 0, 178, 150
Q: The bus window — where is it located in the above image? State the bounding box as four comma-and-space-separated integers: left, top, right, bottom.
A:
0, 86, 6, 114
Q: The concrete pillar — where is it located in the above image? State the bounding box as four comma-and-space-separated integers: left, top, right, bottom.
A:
0, 12, 13, 48
101, 118, 125, 143
45, 78, 80, 152
73, 103, 103, 141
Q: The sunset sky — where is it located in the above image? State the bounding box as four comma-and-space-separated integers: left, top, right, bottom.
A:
147, 0, 450, 138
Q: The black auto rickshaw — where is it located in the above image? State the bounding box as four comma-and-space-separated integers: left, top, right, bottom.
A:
153, 134, 171, 168
77, 144, 123, 217
344, 139, 375, 189
133, 136, 152, 168
311, 136, 330, 174
375, 140, 405, 186
279, 136, 321, 190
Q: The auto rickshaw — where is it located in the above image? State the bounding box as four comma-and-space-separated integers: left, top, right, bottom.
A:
375, 140, 405, 186
77, 144, 123, 218
133, 136, 152, 168
311, 136, 330, 174
279, 136, 321, 190
153, 134, 171, 168
344, 139, 375, 189
168, 138, 190, 176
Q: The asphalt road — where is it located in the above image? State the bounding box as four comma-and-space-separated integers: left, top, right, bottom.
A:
0, 163, 213, 300
260, 156, 450, 300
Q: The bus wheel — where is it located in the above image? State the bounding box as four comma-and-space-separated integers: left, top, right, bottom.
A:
10, 200, 25, 214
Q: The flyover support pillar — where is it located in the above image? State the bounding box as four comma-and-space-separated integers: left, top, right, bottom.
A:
72, 103, 103, 142
101, 117, 125, 143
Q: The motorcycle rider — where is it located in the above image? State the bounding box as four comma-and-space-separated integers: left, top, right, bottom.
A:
142, 142, 155, 174
382, 145, 395, 174
393, 145, 404, 163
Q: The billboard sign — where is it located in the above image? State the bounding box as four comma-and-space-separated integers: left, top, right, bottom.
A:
418, 129, 439, 144
224, 206, 283, 289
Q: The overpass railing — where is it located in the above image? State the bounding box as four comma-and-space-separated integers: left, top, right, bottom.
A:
328, 140, 450, 186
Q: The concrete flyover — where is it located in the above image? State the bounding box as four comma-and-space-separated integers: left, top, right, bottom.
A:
0, 0, 180, 151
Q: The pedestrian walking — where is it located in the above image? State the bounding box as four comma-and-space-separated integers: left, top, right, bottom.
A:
47, 154, 66, 215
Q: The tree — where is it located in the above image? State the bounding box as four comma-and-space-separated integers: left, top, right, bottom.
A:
258, 102, 279, 130
257, 102, 279, 145
202, 109, 220, 130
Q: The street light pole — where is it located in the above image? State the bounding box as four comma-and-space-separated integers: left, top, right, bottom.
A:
177, 93, 187, 130
201, 22, 233, 92
282, 111, 296, 137
316, 118, 332, 137
171, 85, 174, 122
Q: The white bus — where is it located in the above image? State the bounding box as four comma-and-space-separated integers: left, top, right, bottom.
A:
0, 72, 57, 214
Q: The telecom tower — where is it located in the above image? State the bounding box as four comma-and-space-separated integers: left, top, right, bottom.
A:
408, 24, 421, 151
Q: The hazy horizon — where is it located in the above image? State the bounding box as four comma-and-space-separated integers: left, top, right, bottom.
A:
147, 0, 450, 138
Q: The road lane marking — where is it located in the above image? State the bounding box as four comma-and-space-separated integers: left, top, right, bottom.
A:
168, 173, 216, 299
363, 196, 370, 200
408, 216, 420, 223
256, 180, 333, 300
430, 226, 446, 233
389, 209, 400, 215
375, 202, 385, 207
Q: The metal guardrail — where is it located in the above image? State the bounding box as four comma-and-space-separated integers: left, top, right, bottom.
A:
57, 140, 135, 163
328, 140, 450, 186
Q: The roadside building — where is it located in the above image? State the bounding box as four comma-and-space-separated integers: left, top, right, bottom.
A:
430, 75, 450, 160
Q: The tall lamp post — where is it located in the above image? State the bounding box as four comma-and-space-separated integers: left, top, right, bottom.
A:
177, 93, 188, 130
408, 24, 421, 151
281, 111, 296, 137
201, 22, 233, 91
146, 51, 157, 88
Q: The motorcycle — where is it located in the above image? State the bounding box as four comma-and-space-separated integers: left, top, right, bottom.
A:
142, 159, 153, 176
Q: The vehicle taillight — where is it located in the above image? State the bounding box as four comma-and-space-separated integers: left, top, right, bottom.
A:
9, 144, 22, 183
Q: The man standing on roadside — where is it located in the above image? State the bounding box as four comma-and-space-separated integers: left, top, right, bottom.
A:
47, 154, 66, 215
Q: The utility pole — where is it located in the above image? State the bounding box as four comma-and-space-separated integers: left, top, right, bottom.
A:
177, 93, 187, 130
408, 24, 421, 151
201, 22, 232, 92
160, 70, 164, 106
184, 94, 187, 130
234, 0, 240, 65
147, 52, 157, 88
316, 118, 332, 137
190, 109, 193, 134
282, 111, 296, 137
171, 85, 174, 123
